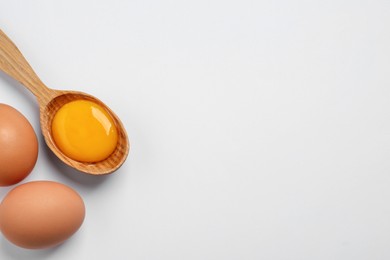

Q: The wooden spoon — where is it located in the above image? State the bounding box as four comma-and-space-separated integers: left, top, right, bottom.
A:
0, 29, 129, 175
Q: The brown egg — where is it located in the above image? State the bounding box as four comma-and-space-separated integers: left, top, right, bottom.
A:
0, 181, 85, 249
0, 104, 38, 186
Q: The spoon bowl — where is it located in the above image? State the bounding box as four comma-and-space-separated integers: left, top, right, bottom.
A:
0, 29, 129, 175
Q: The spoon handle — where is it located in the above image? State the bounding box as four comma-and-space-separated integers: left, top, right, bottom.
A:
0, 29, 52, 103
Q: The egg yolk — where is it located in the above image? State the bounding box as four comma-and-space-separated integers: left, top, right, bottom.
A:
52, 100, 118, 163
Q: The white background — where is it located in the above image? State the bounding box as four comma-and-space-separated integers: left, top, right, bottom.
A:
0, 0, 390, 259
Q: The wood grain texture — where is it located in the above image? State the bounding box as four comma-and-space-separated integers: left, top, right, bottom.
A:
0, 28, 129, 175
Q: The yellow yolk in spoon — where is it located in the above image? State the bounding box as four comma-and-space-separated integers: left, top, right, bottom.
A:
52, 100, 118, 163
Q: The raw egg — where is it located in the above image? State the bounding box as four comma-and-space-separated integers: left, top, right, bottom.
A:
0, 181, 85, 249
52, 100, 118, 163
0, 104, 38, 186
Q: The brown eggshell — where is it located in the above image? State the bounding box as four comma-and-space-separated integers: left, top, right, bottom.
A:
0, 104, 38, 186
0, 181, 85, 249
